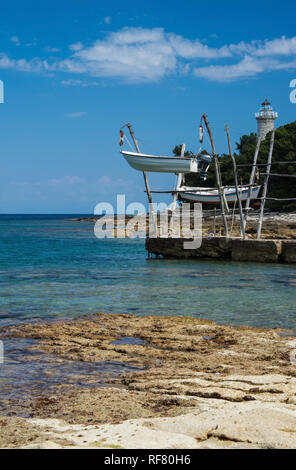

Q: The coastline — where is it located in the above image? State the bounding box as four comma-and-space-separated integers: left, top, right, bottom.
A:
72, 212, 296, 239
1, 313, 296, 448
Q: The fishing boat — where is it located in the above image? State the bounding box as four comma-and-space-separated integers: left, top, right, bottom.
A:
121, 150, 206, 174
179, 185, 261, 204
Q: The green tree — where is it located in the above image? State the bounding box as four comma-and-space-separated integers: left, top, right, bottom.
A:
174, 121, 296, 211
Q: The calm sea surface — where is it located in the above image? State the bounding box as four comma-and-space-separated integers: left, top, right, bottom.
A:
0, 214, 295, 331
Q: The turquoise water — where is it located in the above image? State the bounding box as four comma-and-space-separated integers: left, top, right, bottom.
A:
0, 214, 295, 331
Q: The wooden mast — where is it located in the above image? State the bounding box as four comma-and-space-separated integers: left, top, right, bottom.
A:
243, 135, 262, 231
225, 124, 245, 239
171, 143, 185, 211
201, 114, 229, 237
257, 129, 275, 239
125, 123, 153, 208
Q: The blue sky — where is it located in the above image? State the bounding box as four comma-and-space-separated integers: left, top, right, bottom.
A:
0, 0, 296, 213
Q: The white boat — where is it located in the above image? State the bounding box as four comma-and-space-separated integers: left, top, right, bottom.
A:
179, 185, 261, 203
121, 150, 200, 173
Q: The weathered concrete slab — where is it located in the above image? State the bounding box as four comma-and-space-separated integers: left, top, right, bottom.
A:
231, 239, 282, 263
281, 240, 296, 264
146, 237, 290, 263
146, 237, 232, 259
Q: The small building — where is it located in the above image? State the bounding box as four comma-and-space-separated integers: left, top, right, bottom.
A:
255, 98, 278, 140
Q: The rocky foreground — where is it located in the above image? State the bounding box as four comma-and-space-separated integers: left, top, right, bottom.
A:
1, 313, 296, 449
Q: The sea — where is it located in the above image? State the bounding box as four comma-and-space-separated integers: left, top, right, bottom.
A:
0, 214, 295, 331
0, 213, 296, 408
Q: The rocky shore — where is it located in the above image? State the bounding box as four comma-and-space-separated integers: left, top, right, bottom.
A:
72, 212, 296, 240
1, 313, 296, 448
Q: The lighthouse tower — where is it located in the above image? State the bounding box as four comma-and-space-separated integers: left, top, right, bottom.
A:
255, 98, 278, 140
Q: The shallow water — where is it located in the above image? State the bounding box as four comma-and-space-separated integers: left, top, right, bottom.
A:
0, 337, 144, 416
0, 214, 295, 408
0, 214, 295, 331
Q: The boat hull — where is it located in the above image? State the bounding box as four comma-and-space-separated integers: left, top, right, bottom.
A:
121, 151, 199, 173
179, 185, 261, 203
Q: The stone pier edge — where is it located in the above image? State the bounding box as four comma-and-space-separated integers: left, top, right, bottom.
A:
145, 237, 296, 264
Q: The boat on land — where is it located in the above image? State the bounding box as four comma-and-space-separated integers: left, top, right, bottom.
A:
121, 150, 212, 174
179, 185, 261, 204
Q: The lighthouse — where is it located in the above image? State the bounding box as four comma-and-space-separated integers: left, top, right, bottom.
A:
255, 98, 278, 140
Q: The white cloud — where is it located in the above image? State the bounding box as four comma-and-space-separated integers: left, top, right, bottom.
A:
96, 175, 139, 195
10, 175, 137, 198
253, 36, 296, 57
11, 36, 20, 46
67, 27, 176, 82
61, 78, 84, 86
194, 56, 263, 81
1, 28, 296, 83
45, 46, 60, 53
36, 176, 86, 186
61, 78, 99, 87
69, 42, 83, 51
108, 27, 164, 45
168, 34, 232, 59
66, 111, 86, 118
0, 53, 51, 73
10, 176, 86, 187
194, 56, 296, 82
63, 29, 296, 82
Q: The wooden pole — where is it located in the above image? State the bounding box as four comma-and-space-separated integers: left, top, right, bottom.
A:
257, 130, 275, 239
231, 199, 237, 233
171, 143, 185, 211
243, 135, 262, 231
201, 114, 229, 237
125, 124, 153, 208
124, 124, 156, 236
225, 124, 245, 239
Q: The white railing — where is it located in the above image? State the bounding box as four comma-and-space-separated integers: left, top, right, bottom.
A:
255, 111, 278, 118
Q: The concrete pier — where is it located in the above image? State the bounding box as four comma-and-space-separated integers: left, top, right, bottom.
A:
231, 239, 281, 263
282, 241, 296, 264
146, 237, 232, 260
146, 237, 296, 264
